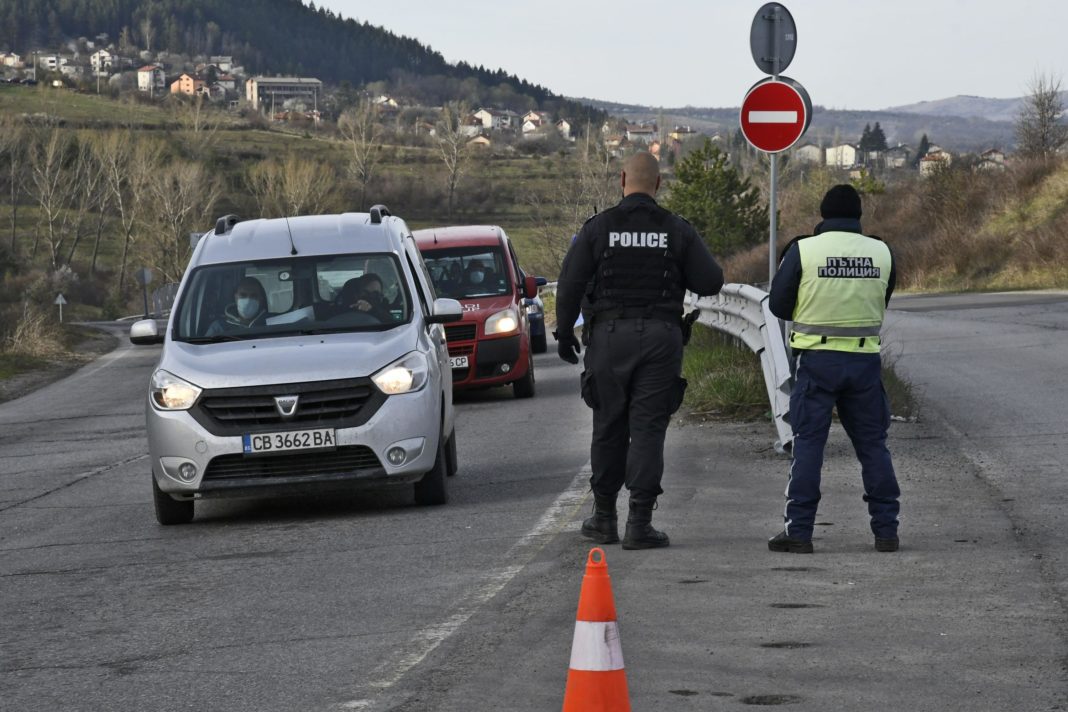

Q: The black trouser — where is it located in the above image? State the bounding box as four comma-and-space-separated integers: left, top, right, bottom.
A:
583, 317, 684, 501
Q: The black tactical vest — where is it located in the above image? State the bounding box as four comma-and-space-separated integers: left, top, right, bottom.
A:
588, 199, 684, 317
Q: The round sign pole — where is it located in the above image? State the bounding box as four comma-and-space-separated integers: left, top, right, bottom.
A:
749, 3, 799, 284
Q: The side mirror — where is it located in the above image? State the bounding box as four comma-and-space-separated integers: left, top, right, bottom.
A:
523, 275, 538, 299
535, 276, 547, 287
426, 297, 464, 324
129, 318, 164, 345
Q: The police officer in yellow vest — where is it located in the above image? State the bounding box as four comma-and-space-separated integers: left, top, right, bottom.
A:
768, 184, 900, 554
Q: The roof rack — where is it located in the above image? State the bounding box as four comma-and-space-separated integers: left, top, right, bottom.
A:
369, 205, 391, 225
214, 214, 241, 235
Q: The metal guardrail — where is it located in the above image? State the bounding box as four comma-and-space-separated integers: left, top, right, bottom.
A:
687, 285, 793, 453
546, 281, 793, 451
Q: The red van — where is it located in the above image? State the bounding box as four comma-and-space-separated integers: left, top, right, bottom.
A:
413, 226, 541, 398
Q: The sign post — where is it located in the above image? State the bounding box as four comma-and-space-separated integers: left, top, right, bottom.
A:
745, 3, 809, 284
54, 293, 67, 323
134, 267, 154, 319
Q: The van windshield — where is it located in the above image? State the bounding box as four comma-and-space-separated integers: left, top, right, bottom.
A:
172, 253, 411, 342
421, 246, 511, 299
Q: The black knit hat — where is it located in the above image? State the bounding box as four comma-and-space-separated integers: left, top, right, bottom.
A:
820, 184, 862, 219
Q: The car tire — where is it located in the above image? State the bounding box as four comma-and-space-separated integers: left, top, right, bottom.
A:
531, 332, 547, 354
414, 432, 448, 506
445, 429, 458, 477
153, 476, 194, 525
513, 355, 535, 399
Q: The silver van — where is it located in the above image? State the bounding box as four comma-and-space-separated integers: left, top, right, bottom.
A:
129, 207, 463, 524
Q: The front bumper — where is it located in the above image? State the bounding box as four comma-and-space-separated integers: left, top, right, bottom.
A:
448, 334, 526, 388
148, 388, 440, 498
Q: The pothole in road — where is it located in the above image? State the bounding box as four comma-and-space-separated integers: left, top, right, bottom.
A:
769, 603, 824, 609
677, 578, 710, 584
669, 690, 699, 696
760, 641, 813, 649
740, 694, 803, 705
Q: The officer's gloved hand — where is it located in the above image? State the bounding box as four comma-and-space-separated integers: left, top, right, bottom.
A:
554, 329, 581, 364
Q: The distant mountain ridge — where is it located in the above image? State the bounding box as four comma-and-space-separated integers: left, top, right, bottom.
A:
578, 95, 1028, 152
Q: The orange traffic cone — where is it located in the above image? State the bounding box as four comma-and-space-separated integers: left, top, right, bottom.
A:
562, 547, 631, 712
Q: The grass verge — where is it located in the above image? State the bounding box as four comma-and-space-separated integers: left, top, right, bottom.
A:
681, 323, 920, 423
0, 352, 46, 380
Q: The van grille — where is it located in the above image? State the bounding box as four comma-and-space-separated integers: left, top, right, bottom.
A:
203, 446, 382, 481
191, 378, 386, 436
446, 324, 476, 342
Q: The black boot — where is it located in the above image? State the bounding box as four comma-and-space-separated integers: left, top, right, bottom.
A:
580, 494, 619, 544
621, 497, 670, 550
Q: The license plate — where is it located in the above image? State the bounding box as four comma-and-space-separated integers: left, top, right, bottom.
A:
449, 355, 469, 370
242, 428, 337, 455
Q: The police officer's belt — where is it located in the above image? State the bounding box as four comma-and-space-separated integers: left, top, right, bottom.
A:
590, 307, 680, 324
791, 321, 881, 337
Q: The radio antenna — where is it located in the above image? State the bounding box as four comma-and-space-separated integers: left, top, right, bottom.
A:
284, 216, 298, 255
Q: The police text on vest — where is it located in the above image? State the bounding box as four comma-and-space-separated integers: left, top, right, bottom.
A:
818, 256, 881, 278
609, 232, 669, 248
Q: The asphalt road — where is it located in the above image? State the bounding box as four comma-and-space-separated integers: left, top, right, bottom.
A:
2, 295, 1068, 711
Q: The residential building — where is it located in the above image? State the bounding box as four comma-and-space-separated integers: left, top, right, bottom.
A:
246, 76, 322, 112
556, 118, 574, 141
1, 52, 21, 68
467, 134, 492, 148
626, 124, 657, 144
793, 142, 824, 164
521, 119, 540, 136
474, 107, 520, 131
668, 126, 698, 142
209, 56, 233, 73
460, 115, 483, 138
137, 65, 165, 95
919, 150, 952, 176
214, 74, 237, 93
90, 49, 112, 74
170, 73, 205, 96
825, 142, 858, 168
981, 148, 1007, 164
522, 110, 550, 125
374, 95, 399, 109
885, 145, 911, 169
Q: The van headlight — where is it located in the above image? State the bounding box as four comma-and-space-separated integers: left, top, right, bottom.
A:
372, 351, 429, 395
485, 308, 519, 335
150, 370, 202, 410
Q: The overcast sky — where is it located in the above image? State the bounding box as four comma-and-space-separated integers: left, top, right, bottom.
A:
318, 0, 1066, 110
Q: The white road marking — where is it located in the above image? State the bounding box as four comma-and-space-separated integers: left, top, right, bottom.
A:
338, 462, 593, 710
748, 110, 797, 123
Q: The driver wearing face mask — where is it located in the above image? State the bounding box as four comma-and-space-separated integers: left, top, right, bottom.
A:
465, 260, 486, 286
206, 277, 269, 335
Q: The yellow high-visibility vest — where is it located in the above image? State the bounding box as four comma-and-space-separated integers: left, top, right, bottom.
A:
791, 231, 892, 354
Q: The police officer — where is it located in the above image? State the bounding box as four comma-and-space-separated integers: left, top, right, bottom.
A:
555, 151, 724, 550
768, 184, 901, 554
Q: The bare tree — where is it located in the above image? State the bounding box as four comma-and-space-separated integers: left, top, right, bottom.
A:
172, 94, 222, 157
61, 137, 110, 266
139, 16, 155, 53
0, 115, 27, 250
96, 132, 160, 295
245, 154, 336, 218
26, 127, 74, 269
435, 101, 471, 218
338, 99, 383, 209
140, 161, 220, 283
1015, 73, 1068, 160
525, 138, 618, 275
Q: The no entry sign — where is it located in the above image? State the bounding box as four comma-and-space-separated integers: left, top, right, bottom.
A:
739, 77, 811, 153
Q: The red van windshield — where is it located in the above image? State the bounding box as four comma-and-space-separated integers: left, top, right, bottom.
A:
422, 246, 511, 299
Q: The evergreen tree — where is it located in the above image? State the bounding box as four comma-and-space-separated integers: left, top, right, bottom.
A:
912, 133, 930, 167
859, 123, 873, 152
663, 138, 769, 256
870, 122, 888, 151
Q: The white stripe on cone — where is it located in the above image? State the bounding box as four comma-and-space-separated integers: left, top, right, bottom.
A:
748, 111, 798, 123
568, 621, 625, 671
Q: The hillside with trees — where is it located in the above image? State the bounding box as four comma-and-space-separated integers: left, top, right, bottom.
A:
0, 0, 601, 120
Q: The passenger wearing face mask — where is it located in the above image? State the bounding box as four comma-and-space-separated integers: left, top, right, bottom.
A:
465, 260, 487, 287
206, 277, 269, 335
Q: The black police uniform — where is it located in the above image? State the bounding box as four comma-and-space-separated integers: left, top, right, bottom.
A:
556, 192, 724, 548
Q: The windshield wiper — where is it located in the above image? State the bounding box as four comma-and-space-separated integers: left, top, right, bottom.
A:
179, 334, 248, 343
